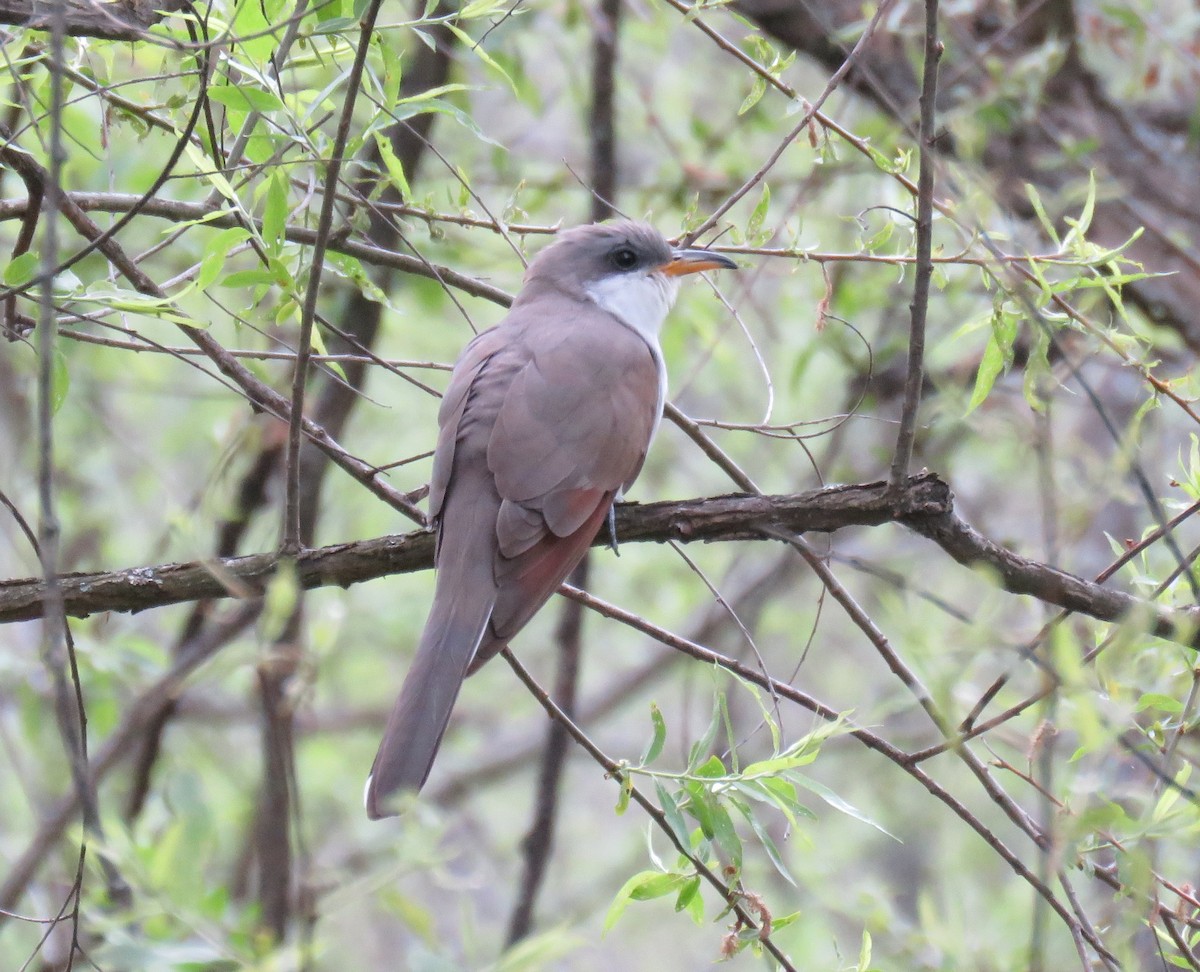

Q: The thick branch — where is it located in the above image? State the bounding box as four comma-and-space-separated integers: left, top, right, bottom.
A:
733, 0, 1200, 346
0, 0, 188, 40
2, 472, 1197, 646
0, 477, 943, 621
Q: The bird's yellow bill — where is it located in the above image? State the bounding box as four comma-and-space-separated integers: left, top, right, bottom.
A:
663, 248, 738, 276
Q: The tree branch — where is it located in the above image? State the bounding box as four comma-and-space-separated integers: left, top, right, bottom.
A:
4, 473, 1197, 647
0, 0, 188, 40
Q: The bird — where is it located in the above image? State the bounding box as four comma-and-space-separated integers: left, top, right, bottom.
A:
365, 220, 736, 819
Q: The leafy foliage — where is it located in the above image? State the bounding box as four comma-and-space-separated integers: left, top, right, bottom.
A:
3, 1, 1200, 970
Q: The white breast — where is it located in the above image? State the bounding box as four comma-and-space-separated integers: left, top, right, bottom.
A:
584, 270, 678, 452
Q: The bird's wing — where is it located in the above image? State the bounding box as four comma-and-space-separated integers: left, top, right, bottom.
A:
427, 325, 511, 523
482, 301, 663, 646
368, 301, 663, 811
366, 326, 524, 815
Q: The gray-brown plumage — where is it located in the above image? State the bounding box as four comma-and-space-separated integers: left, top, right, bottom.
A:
365, 221, 735, 819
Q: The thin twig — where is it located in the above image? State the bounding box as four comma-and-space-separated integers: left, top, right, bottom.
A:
889, 0, 941, 488
284, 0, 386, 551
500, 648, 798, 971
680, 0, 897, 245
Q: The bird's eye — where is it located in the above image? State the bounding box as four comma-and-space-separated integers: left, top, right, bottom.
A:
610, 246, 638, 271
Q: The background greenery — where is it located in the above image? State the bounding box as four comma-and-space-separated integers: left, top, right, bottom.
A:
2, 0, 1200, 969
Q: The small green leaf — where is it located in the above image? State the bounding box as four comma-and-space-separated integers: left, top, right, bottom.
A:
1062, 170, 1096, 250
310, 15, 357, 34
741, 752, 817, 777
675, 875, 700, 917
687, 694, 723, 772
444, 23, 519, 96
314, 0, 344, 20
196, 226, 250, 291
3, 251, 38, 287
655, 782, 692, 850
374, 130, 411, 201
967, 305, 1017, 414
640, 703, 667, 765
857, 929, 873, 971
684, 780, 717, 839
207, 84, 284, 113
734, 799, 796, 886
738, 75, 766, 115
614, 775, 632, 815
629, 872, 688, 901
604, 870, 687, 932
708, 799, 741, 869
1025, 183, 1061, 246
262, 170, 289, 254
791, 771, 898, 839
220, 269, 278, 289
747, 184, 770, 241
1137, 693, 1184, 715
50, 348, 69, 413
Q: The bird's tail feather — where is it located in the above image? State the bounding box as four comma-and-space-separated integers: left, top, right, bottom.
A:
365, 491, 498, 819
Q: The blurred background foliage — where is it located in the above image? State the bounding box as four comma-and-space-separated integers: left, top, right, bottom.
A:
3, 0, 1200, 969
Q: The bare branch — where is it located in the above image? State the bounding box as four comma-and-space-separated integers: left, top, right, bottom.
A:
889, 0, 940, 487
0, 0, 188, 41
2, 474, 1197, 648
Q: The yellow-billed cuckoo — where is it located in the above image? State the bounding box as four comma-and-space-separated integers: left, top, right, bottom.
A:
365, 221, 736, 819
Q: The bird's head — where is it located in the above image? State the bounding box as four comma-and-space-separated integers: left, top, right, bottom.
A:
517, 221, 737, 338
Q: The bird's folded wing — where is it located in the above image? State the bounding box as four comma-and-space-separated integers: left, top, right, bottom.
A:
480, 309, 662, 644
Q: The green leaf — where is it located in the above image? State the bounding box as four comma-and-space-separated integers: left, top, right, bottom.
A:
741, 751, 817, 777
640, 703, 667, 765
314, 0, 344, 21
655, 782, 692, 850
687, 694, 723, 772
675, 875, 701, 921
374, 130, 411, 201
733, 799, 796, 886
738, 75, 766, 116
614, 775, 632, 815
791, 771, 898, 839
857, 929, 873, 971
604, 870, 688, 932
1137, 693, 1184, 715
707, 798, 741, 869
220, 268, 278, 289
1062, 170, 1096, 250
684, 780, 717, 839
262, 170, 289, 254
3, 251, 38, 287
184, 142, 237, 202
311, 15, 357, 35
1021, 320, 1052, 413
444, 23, 519, 96
1025, 183, 1061, 247
747, 184, 770, 241
196, 227, 251, 291
79, 289, 205, 326
49, 348, 69, 413
967, 303, 1018, 414
207, 84, 284, 113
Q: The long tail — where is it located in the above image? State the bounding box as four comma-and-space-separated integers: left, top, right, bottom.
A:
365, 487, 498, 819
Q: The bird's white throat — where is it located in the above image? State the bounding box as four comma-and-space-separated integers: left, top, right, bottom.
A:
584, 271, 680, 345
584, 269, 674, 442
